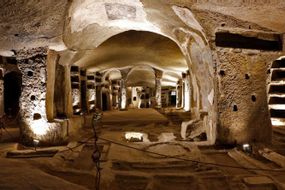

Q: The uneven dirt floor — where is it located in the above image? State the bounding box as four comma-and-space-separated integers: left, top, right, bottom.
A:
0, 109, 285, 190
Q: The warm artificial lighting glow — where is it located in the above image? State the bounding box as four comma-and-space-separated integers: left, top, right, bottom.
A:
121, 97, 127, 109
125, 132, 143, 142
271, 118, 285, 126
242, 143, 252, 153
121, 88, 127, 110
30, 119, 50, 136
184, 90, 190, 111
33, 139, 40, 151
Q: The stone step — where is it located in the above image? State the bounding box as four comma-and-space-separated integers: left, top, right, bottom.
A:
111, 170, 227, 190
259, 148, 285, 168
111, 160, 214, 173
228, 149, 273, 171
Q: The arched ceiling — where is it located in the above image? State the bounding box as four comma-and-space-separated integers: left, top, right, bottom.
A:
0, 0, 284, 54
70, 30, 188, 87
126, 65, 155, 88
104, 69, 122, 81
74, 30, 187, 73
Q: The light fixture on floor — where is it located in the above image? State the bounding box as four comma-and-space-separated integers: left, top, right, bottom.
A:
125, 132, 143, 142
33, 139, 39, 151
242, 143, 252, 153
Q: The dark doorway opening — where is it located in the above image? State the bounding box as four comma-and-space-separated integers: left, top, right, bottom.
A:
170, 91, 176, 106
4, 72, 22, 118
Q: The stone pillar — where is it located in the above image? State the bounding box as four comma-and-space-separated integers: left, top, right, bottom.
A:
119, 69, 130, 110
64, 65, 73, 117
0, 77, 4, 117
18, 47, 67, 146
46, 50, 58, 121
108, 80, 113, 110
176, 79, 182, 109
154, 69, 163, 108
183, 71, 191, 112
119, 79, 127, 110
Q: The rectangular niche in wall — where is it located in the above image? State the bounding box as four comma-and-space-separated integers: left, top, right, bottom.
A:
87, 73, 96, 112
215, 28, 283, 51
70, 66, 81, 115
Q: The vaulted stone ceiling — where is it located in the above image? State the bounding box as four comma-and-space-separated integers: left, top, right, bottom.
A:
78, 31, 187, 72
1, 0, 285, 55
83, 30, 187, 87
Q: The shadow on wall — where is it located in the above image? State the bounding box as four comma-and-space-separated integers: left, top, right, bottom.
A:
4, 71, 22, 118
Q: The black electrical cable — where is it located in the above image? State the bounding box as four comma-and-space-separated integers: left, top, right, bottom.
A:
98, 137, 285, 173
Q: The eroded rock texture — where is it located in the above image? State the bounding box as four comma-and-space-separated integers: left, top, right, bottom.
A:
17, 47, 67, 146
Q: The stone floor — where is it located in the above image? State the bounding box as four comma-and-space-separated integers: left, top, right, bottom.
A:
101, 108, 169, 125
0, 109, 285, 190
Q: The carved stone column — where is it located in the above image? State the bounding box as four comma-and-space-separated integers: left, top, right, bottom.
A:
154, 69, 163, 108
176, 79, 182, 109
119, 79, 127, 110
119, 69, 130, 110
183, 71, 191, 112
0, 74, 4, 117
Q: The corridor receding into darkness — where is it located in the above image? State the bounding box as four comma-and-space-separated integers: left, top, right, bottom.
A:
0, 0, 285, 189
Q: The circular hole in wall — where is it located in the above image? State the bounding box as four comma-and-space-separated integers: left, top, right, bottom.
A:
245, 74, 250, 80
33, 113, 42, 120
27, 71, 33, 77
30, 95, 36, 101
233, 105, 238, 112
221, 22, 226, 27
219, 70, 226, 77
251, 95, 256, 102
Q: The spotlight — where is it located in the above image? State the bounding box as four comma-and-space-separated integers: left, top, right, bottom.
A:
33, 139, 40, 151
125, 132, 143, 142
242, 143, 252, 153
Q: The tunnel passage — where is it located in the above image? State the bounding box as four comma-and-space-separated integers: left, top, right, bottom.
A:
268, 57, 285, 127
4, 71, 22, 118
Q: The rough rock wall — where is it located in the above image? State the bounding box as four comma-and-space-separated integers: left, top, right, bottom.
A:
192, 9, 283, 144
164, 0, 285, 6
17, 47, 48, 121
0, 0, 69, 51
17, 47, 67, 145
216, 49, 280, 144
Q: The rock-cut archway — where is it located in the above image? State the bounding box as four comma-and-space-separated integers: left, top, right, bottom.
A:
57, 1, 216, 144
